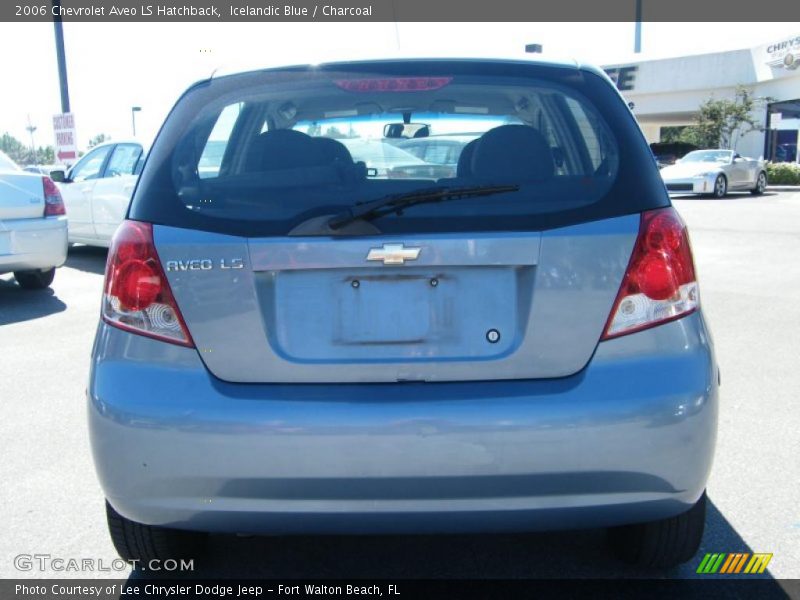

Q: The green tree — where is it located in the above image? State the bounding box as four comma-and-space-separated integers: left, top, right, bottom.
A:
88, 133, 110, 148
323, 126, 345, 139
660, 126, 689, 143
0, 132, 57, 165
679, 87, 771, 150
38, 146, 55, 164
0, 132, 31, 164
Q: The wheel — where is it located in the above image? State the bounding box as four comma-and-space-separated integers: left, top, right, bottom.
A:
607, 491, 706, 568
105, 501, 207, 565
13, 268, 56, 290
750, 171, 767, 195
711, 174, 727, 198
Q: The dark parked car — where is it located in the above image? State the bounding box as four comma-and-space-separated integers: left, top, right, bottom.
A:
650, 141, 698, 166
394, 134, 478, 177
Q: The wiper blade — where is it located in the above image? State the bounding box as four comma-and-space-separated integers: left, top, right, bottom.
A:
328, 184, 519, 230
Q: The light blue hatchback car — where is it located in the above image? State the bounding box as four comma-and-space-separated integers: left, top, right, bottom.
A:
89, 58, 718, 569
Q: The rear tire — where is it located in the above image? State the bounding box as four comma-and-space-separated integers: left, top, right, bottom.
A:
607, 491, 706, 568
105, 501, 207, 566
13, 268, 55, 290
750, 171, 767, 195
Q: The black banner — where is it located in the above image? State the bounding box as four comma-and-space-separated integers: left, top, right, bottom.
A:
4, 579, 800, 600
5, 0, 800, 22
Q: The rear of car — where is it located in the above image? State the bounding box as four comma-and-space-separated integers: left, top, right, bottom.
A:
0, 151, 67, 289
395, 135, 478, 178
88, 59, 718, 569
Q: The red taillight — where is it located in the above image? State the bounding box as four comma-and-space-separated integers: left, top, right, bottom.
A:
42, 177, 65, 216
113, 260, 160, 311
102, 221, 194, 347
333, 77, 452, 93
602, 207, 699, 340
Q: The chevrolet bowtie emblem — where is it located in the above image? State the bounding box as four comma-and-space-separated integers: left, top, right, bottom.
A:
366, 243, 422, 265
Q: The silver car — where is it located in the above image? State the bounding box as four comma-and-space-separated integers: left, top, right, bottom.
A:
0, 151, 68, 288
88, 58, 718, 570
660, 149, 767, 198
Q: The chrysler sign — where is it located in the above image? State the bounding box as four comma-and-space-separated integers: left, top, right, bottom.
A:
765, 35, 800, 70
604, 66, 638, 91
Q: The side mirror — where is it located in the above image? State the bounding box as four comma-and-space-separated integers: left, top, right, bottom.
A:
50, 169, 67, 183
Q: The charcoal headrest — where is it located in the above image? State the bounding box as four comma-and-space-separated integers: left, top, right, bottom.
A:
471, 125, 554, 181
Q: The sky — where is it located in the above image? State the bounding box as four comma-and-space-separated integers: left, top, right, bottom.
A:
0, 21, 798, 154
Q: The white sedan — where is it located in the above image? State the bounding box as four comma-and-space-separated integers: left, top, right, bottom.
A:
0, 150, 68, 289
660, 149, 767, 198
52, 140, 145, 247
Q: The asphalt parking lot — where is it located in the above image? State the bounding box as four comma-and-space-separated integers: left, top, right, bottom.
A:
1, 190, 798, 584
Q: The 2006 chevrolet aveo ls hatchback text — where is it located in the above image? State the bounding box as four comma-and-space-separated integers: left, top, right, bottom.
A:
88, 58, 718, 569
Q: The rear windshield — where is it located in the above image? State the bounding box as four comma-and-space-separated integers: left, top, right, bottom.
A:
132, 61, 668, 236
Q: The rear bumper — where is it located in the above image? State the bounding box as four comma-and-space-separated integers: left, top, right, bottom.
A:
88, 312, 718, 535
0, 216, 68, 273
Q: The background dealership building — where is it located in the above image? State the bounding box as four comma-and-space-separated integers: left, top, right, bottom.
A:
603, 33, 800, 162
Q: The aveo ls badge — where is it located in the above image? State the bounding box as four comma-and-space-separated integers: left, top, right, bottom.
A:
165, 258, 244, 272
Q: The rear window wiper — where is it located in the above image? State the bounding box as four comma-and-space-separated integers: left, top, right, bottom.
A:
327, 184, 520, 230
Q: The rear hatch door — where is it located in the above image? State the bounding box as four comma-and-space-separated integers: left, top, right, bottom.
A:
156, 214, 637, 383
